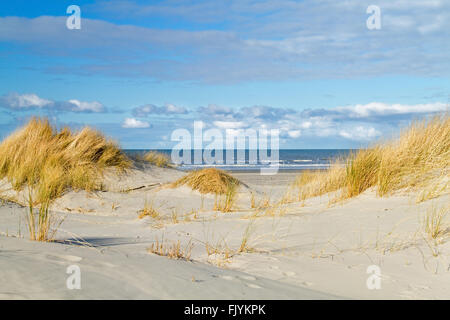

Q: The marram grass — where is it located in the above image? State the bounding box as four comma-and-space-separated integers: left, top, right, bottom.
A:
0, 117, 131, 203
172, 168, 241, 212
288, 114, 449, 202
143, 151, 172, 168
172, 168, 240, 195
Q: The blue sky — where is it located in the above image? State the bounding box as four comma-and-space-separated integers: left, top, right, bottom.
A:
0, 0, 449, 149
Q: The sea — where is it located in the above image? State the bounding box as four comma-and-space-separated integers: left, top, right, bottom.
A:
124, 149, 355, 172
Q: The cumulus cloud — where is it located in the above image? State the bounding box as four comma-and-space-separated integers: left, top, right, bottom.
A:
132, 103, 187, 117
197, 104, 235, 118
300, 102, 448, 122
288, 130, 301, 138
121, 118, 150, 128
334, 102, 447, 119
241, 106, 294, 121
213, 121, 247, 129
116, 100, 447, 142
0, 92, 52, 108
66, 99, 105, 113
0, 92, 106, 113
192, 101, 447, 142
339, 126, 381, 141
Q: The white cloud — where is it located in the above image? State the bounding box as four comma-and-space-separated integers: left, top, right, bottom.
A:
213, 121, 246, 129
0, 92, 52, 108
67, 99, 104, 113
196, 101, 447, 142
198, 104, 234, 117
339, 126, 381, 141
300, 121, 312, 129
335, 102, 447, 118
0, 92, 106, 113
133, 103, 187, 117
165, 103, 187, 114
122, 118, 150, 128
288, 130, 301, 138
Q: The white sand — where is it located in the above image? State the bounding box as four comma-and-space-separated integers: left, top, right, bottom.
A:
0, 166, 449, 299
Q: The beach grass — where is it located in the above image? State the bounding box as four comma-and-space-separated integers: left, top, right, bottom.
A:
215, 180, 239, 212
0, 117, 131, 204
172, 168, 241, 212
172, 168, 240, 195
423, 204, 449, 241
287, 164, 346, 202
148, 237, 194, 260
138, 200, 161, 219
289, 114, 449, 202
237, 221, 256, 253
143, 151, 172, 168
26, 191, 51, 241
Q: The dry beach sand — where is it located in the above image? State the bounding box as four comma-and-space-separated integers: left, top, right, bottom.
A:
1, 165, 449, 299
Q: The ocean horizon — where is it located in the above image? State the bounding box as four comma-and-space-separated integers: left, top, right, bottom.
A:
124, 149, 355, 171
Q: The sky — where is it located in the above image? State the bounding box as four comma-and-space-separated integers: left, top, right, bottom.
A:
0, 0, 449, 149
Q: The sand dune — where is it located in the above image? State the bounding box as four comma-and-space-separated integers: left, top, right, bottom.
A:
0, 164, 449, 299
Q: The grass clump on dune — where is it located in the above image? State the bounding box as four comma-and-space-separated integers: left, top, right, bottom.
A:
26, 193, 55, 241
143, 151, 172, 168
172, 168, 241, 212
0, 117, 131, 203
173, 168, 240, 195
138, 200, 161, 219
423, 204, 449, 242
372, 114, 449, 196
286, 164, 346, 203
290, 114, 450, 202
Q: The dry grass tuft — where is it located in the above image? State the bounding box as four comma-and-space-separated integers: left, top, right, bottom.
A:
244, 200, 287, 219
237, 222, 256, 253
143, 151, 172, 168
288, 114, 449, 202
214, 180, 239, 212
205, 239, 233, 259
25, 187, 64, 241
203, 221, 257, 266
171, 209, 179, 224
173, 168, 240, 195
172, 168, 241, 212
138, 200, 161, 219
148, 237, 194, 260
26, 192, 51, 241
286, 165, 346, 202
423, 204, 449, 241
0, 117, 130, 203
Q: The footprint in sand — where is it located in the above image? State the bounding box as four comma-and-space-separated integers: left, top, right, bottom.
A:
219, 275, 234, 281
282, 271, 296, 277
246, 283, 262, 289
238, 275, 257, 281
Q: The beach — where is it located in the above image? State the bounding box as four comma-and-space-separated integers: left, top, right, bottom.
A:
1, 0, 449, 304
1, 165, 449, 299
